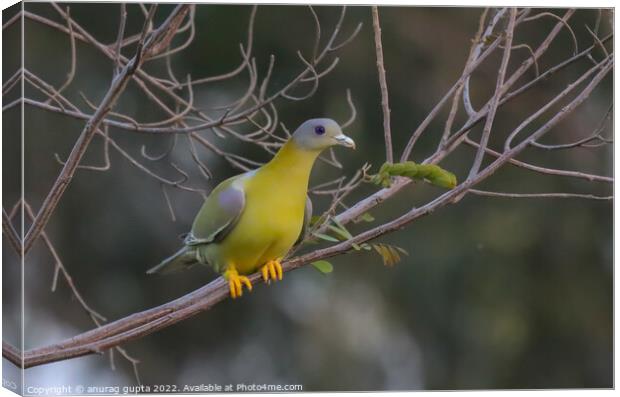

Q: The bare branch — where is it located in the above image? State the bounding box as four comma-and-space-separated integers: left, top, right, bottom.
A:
55, 125, 111, 172
462, 8, 506, 117
531, 102, 613, 150
433, 13, 599, 162
468, 189, 612, 200
2, 207, 21, 255
22, 202, 106, 323
21, 6, 358, 139
509, 43, 539, 76
2, 68, 22, 95
329, 22, 363, 52
372, 6, 393, 163
524, 11, 578, 56
584, 24, 609, 59
400, 18, 508, 161
2, 10, 21, 30
440, 8, 490, 147
23, 5, 192, 255
113, 4, 127, 76
341, 89, 357, 129
44, 6, 77, 104
504, 55, 610, 151
148, 5, 196, 61
9, 5, 611, 373
2, 342, 21, 367
309, 6, 321, 62
463, 136, 612, 183
467, 8, 517, 179
179, 6, 256, 87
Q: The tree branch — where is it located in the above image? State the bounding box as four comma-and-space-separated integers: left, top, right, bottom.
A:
6, 5, 611, 374
22, 5, 191, 254
467, 8, 516, 179
468, 189, 612, 200
2, 207, 21, 255
462, 136, 613, 183
372, 6, 393, 163
10, 53, 611, 370
2, 342, 21, 367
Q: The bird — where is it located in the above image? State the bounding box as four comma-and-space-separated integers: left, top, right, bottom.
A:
147, 118, 355, 298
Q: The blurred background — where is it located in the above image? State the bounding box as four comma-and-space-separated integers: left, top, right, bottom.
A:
3, 3, 613, 391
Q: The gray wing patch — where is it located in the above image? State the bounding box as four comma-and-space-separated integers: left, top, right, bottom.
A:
212, 185, 245, 242
295, 196, 313, 246
189, 176, 246, 245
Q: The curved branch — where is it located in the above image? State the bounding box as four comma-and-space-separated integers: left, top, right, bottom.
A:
178, 5, 256, 87
23, 5, 192, 254
372, 6, 393, 163
2, 342, 21, 367
467, 8, 517, 179
9, 4, 611, 375
468, 189, 612, 200
2, 207, 20, 255
462, 136, 613, 183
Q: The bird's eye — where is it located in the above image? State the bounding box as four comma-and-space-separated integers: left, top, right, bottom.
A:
314, 126, 326, 135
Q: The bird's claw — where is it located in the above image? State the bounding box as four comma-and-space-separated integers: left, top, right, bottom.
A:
261, 259, 283, 284
223, 268, 252, 299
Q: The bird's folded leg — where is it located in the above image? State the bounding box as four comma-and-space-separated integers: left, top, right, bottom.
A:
261, 259, 283, 284
223, 267, 252, 299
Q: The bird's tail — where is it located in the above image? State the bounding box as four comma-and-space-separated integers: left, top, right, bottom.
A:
147, 246, 198, 275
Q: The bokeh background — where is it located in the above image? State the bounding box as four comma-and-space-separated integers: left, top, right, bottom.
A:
3, 3, 613, 391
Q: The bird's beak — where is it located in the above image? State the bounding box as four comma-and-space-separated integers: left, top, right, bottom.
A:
334, 134, 356, 150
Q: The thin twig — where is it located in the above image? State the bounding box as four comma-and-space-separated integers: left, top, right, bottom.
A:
463, 136, 612, 183
44, 6, 77, 105
400, 18, 508, 161
468, 189, 612, 200
2, 207, 21, 255
8, 5, 611, 373
524, 11, 578, 55
440, 8, 489, 147
530, 103, 612, 150
2, 68, 22, 96
467, 8, 517, 179
23, 5, 192, 255
462, 8, 506, 117
504, 55, 610, 151
340, 89, 357, 129
371, 6, 393, 163
113, 3, 127, 76
21, 201, 107, 322
55, 126, 111, 172
15, 59, 611, 365
585, 24, 609, 59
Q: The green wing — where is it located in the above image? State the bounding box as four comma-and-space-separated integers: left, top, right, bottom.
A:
188, 173, 247, 245
147, 173, 248, 275
146, 245, 197, 274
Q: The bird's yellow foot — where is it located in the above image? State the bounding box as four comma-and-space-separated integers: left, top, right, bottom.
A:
223, 268, 252, 299
261, 259, 283, 284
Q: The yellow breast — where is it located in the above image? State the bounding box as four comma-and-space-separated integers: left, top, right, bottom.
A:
214, 141, 320, 274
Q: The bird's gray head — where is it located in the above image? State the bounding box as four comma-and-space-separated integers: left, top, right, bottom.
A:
291, 118, 356, 151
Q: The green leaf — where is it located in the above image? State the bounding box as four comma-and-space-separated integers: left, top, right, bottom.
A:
356, 212, 375, 223
326, 224, 352, 241
331, 217, 354, 238
312, 260, 333, 274
312, 232, 340, 243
